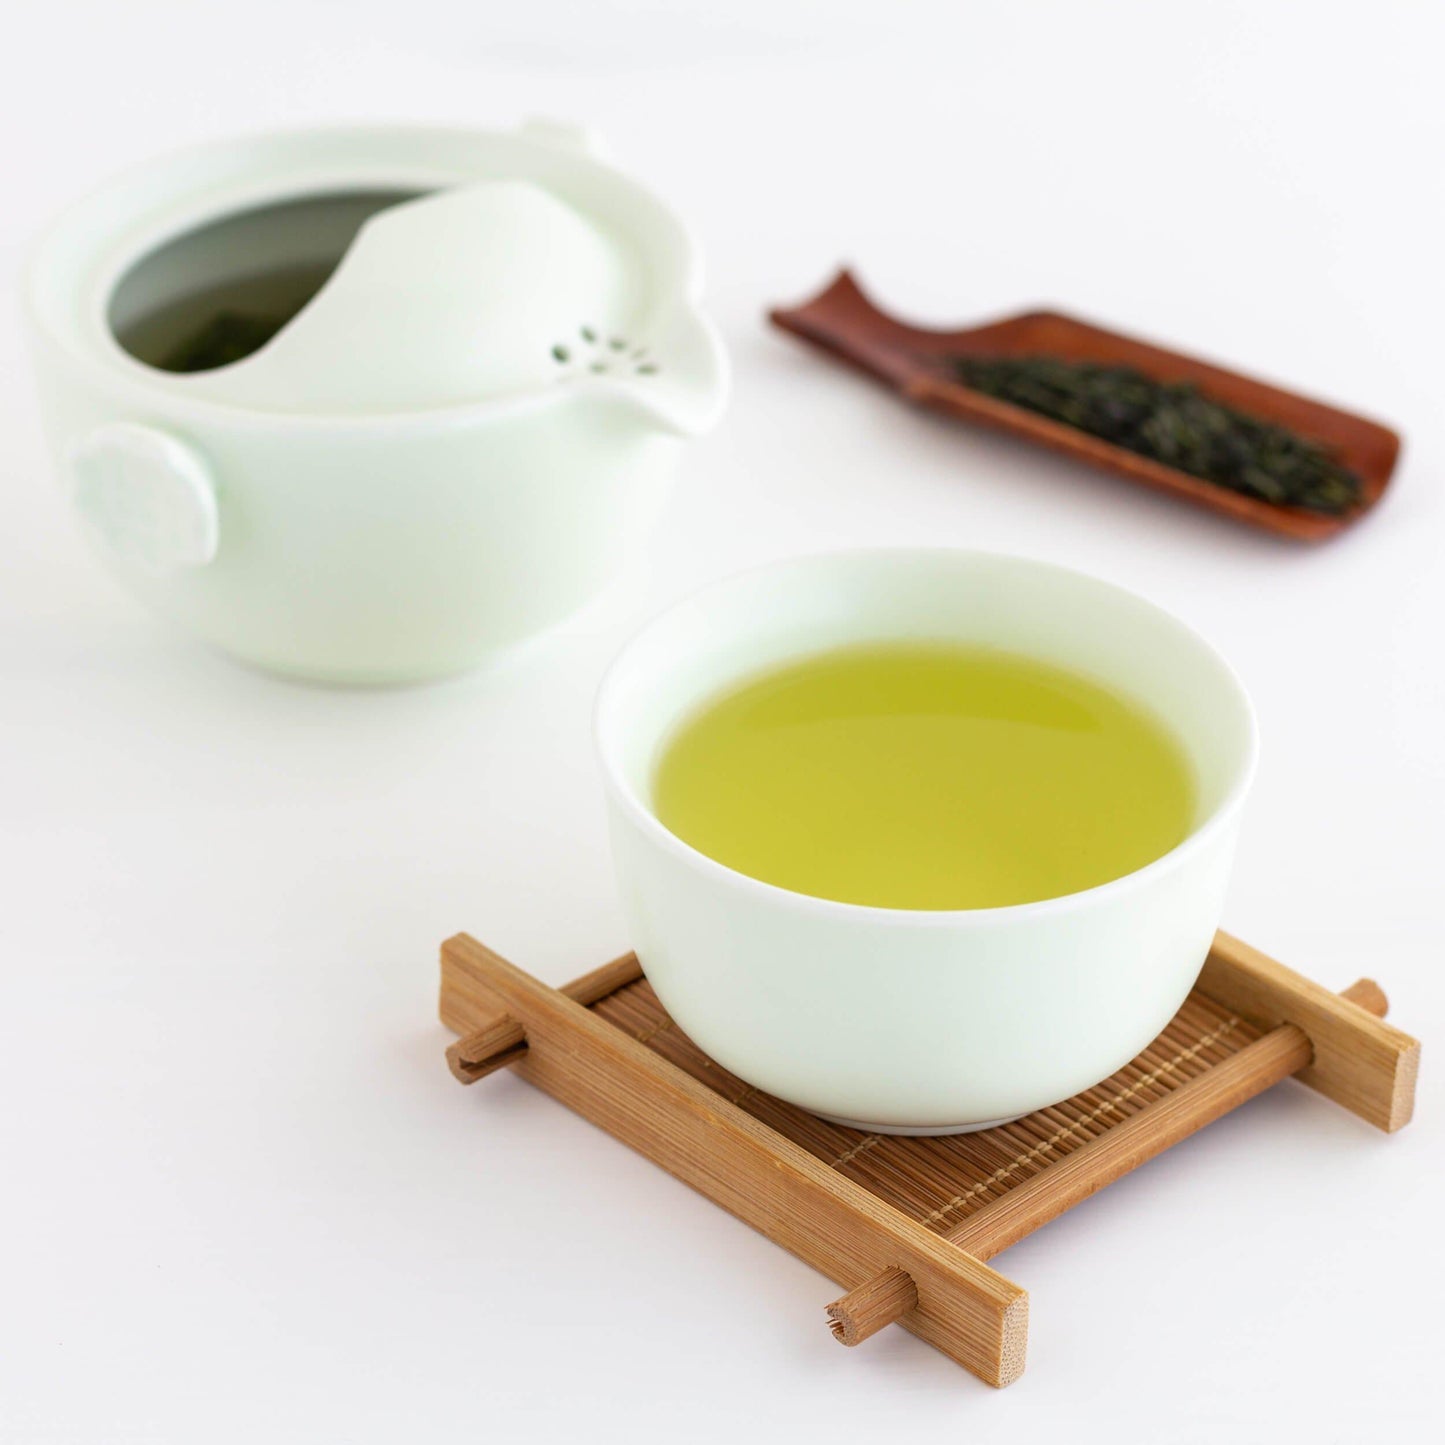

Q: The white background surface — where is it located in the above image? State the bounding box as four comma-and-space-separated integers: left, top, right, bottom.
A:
2, 2, 1441, 1439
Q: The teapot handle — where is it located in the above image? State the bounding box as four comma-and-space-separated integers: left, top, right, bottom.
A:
68, 422, 218, 574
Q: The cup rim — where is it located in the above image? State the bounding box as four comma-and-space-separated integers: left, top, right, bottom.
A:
594, 547, 1259, 927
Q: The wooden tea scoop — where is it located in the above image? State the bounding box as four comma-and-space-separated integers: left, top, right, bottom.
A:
770, 270, 1401, 541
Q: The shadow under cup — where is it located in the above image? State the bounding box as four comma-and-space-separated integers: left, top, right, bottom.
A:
595, 550, 1258, 1133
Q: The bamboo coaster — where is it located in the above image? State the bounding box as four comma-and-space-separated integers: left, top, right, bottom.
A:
439, 930, 1419, 1387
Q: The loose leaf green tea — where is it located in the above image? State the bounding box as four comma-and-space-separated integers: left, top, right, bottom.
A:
115, 263, 338, 375
160, 310, 291, 373
950, 355, 1364, 515
653, 641, 1196, 910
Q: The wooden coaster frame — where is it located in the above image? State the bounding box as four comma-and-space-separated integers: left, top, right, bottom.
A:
439, 931, 1418, 1387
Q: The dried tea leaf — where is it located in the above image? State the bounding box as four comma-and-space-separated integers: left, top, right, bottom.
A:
950, 355, 1363, 515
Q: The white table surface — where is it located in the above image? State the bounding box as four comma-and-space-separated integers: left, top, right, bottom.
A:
2, 2, 1441, 1439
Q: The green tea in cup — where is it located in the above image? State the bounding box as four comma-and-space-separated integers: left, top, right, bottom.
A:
652, 641, 1195, 910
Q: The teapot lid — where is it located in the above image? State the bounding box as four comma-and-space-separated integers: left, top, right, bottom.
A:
30, 122, 727, 436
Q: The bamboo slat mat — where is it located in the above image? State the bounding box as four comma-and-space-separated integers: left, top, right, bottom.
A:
592, 978, 1262, 1237
441, 930, 1417, 1384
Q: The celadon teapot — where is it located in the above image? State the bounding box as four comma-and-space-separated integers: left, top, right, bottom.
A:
25, 122, 728, 683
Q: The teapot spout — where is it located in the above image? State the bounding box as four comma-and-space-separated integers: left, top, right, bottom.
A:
607, 303, 729, 439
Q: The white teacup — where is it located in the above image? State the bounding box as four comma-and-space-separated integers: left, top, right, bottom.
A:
595, 550, 1257, 1134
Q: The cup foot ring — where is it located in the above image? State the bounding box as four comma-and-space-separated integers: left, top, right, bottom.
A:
814, 1111, 1024, 1136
